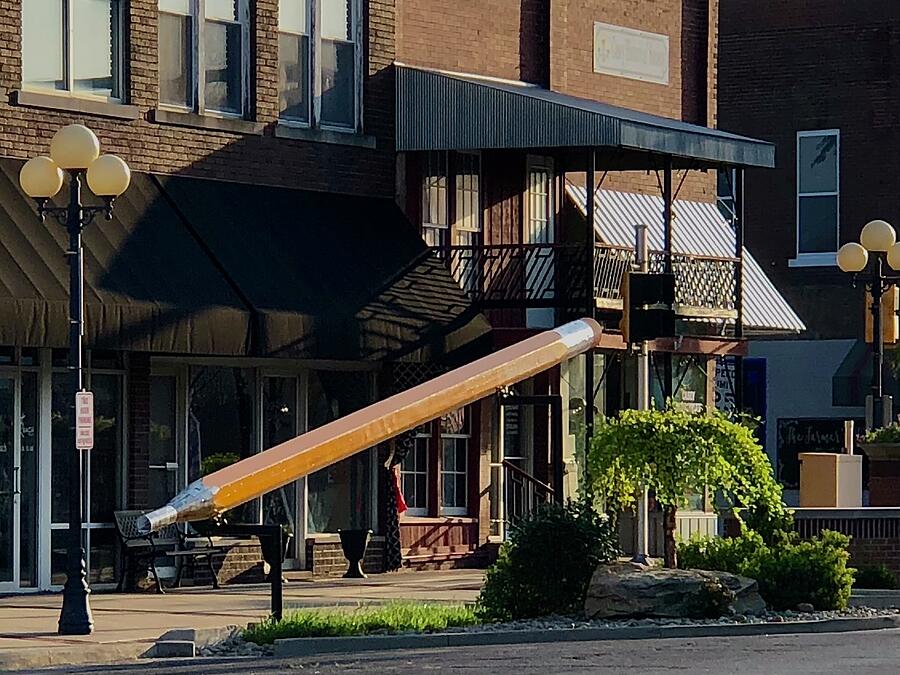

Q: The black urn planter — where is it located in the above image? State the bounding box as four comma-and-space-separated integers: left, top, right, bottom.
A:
338, 529, 372, 579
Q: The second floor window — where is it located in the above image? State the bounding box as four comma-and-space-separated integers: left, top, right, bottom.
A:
279, 0, 360, 130
796, 130, 839, 260
159, 0, 249, 116
22, 0, 123, 100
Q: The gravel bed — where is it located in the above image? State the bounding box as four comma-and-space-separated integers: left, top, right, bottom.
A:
196, 606, 899, 658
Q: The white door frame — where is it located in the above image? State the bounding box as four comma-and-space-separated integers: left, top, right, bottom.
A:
0, 369, 21, 592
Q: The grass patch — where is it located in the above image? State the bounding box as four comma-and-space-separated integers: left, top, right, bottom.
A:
243, 602, 480, 644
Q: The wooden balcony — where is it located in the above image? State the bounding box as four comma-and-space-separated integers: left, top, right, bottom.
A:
433, 243, 739, 320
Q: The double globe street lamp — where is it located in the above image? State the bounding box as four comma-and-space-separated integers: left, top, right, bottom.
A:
19, 124, 131, 635
837, 219, 900, 430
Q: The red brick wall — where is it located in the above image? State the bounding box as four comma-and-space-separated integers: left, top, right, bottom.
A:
127, 353, 151, 510
0, 0, 396, 196
720, 0, 900, 339
396, 0, 549, 85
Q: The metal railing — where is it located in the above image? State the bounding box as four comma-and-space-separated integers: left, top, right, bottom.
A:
433, 243, 738, 316
502, 460, 554, 533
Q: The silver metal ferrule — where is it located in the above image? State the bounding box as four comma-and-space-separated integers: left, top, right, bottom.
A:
137, 480, 219, 534
555, 319, 600, 353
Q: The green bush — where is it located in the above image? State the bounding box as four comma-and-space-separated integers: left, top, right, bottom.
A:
864, 424, 900, 444
756, 531, 855, 610
853, 564, 897, 590
476, 502, 619, 622
679, 530, 855, 611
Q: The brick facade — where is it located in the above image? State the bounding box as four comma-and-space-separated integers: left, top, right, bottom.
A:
306, 537, 386, 577
720, 0, 900, 339
0, 0, 396, 196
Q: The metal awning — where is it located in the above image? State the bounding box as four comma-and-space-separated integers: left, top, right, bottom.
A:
566, 184, 805, 334
396, 64, 775, 169
0, 161, 487, 359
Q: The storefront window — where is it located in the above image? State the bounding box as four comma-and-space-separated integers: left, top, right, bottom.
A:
306, 370, 372, 533
262, 376, 299, 556
149, 375, 179, 508
188, 366, 255, 522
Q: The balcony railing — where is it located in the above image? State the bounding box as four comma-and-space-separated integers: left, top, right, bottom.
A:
434, 243, 738, 319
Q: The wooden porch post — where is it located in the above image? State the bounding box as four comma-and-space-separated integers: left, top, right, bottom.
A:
585, 150, 596, 456
734, 167, 746, 414
662, 156, 674, 400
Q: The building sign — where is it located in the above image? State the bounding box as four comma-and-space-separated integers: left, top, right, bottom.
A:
593, 22, 670, 85
75, 391, 94, 451
775, 418, 860, 489
715, 358, 736, 414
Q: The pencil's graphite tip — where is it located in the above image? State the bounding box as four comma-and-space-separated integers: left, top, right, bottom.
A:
136, 480, 219, 534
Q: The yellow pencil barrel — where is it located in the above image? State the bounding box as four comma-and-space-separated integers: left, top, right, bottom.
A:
138, 318, 601, 533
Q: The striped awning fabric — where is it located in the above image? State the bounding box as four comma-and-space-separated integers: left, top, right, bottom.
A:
566, 183, 805, 334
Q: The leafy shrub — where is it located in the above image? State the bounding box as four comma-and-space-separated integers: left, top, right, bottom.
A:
742, 502, 797, 547
755, 531, 855, 610
679, 530, 855, 611
678, 530, 767, 580
854, 564, 897, 590
476, 502, 619, 622
864, 424, 900, 444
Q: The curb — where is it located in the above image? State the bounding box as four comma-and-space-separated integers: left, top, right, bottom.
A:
0, 640, 155, 671
272, 615, 900, 658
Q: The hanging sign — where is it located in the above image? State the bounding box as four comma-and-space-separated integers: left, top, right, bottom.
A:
75, 391, 94, 451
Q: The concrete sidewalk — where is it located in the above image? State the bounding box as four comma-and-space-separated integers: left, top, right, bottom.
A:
0, 569, 484, 668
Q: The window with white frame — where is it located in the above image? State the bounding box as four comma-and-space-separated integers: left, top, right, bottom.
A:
796, 130, 839, 260
158, 0, 249, 115
440, 409, 469, 516
454, 152, 482, 245
22, 0, 124, 100
278, 0, 360, 129
400, 432, 430, 516
422, 151, 449, 247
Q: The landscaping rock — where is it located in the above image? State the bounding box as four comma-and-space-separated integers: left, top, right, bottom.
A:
584, 562, 766, 620
797, 603, 815, 613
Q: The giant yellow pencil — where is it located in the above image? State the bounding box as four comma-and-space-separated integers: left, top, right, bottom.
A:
138, 318, 602, 533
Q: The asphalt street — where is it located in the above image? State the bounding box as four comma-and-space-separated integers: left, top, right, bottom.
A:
25, 628, 900, 675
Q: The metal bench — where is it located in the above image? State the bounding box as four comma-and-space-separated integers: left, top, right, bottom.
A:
113, 510, 222, 594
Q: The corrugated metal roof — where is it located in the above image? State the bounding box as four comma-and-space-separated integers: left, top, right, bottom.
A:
566, 183, 805, 334
396, 64, 775, 168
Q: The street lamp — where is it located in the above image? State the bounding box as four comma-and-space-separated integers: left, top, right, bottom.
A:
19, 124, 131, 636
837, 219, 900, 430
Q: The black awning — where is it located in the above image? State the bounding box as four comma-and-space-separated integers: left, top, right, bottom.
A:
395, 65, 775, 169
0, 160, 252, 354
155, 176, 488, 360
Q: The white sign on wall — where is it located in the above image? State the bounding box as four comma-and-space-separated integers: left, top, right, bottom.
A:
593, 22, 670, 85
75, 391, 94, 451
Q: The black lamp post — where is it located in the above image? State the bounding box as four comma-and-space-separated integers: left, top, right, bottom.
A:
19, 124, 131, 635
837, 219, 900, 431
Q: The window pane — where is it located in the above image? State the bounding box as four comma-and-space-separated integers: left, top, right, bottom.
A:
321, 0, 352, 40
279, 0, 308, 33
160, 0, 190, 12
278, 32, 310, 121
72, 0, 119, 98
204, 20, 243, 113
89, 374, 122, 525
442, 438, 455, 472
50, 374, 72, 524
799, 135, 838, 193
799, 195, 838, 254
160, 11, 193, 107
88, 527, 117, 584
206, 0, 238, 21
442, 475, 455, 508
150, 376, 177, 467
22, 0, 65, 91
320, 39, 355, 127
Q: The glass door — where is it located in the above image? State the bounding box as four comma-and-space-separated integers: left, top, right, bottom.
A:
262, 376, 299, 560
0, 376, 18, 591
525, 156, 556, 328
0, 370, 38, 592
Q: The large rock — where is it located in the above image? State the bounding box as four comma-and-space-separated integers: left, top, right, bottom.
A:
584, 562, 766, 619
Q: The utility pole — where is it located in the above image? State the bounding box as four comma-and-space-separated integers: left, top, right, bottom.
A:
632, 223, 650, 564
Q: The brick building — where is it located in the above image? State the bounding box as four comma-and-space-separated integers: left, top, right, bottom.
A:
0, 0, 797, 593
719, 0, 900, 502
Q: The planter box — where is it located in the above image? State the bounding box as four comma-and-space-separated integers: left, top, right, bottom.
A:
860, 443, 900, 506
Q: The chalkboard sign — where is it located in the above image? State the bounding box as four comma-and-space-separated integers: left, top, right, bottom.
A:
776, 418, 861, 489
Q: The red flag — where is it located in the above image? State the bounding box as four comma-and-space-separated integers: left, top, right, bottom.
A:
392, 467, 408, 514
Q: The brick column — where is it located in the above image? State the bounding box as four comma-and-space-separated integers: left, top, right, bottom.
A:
128, 353, 151, 510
